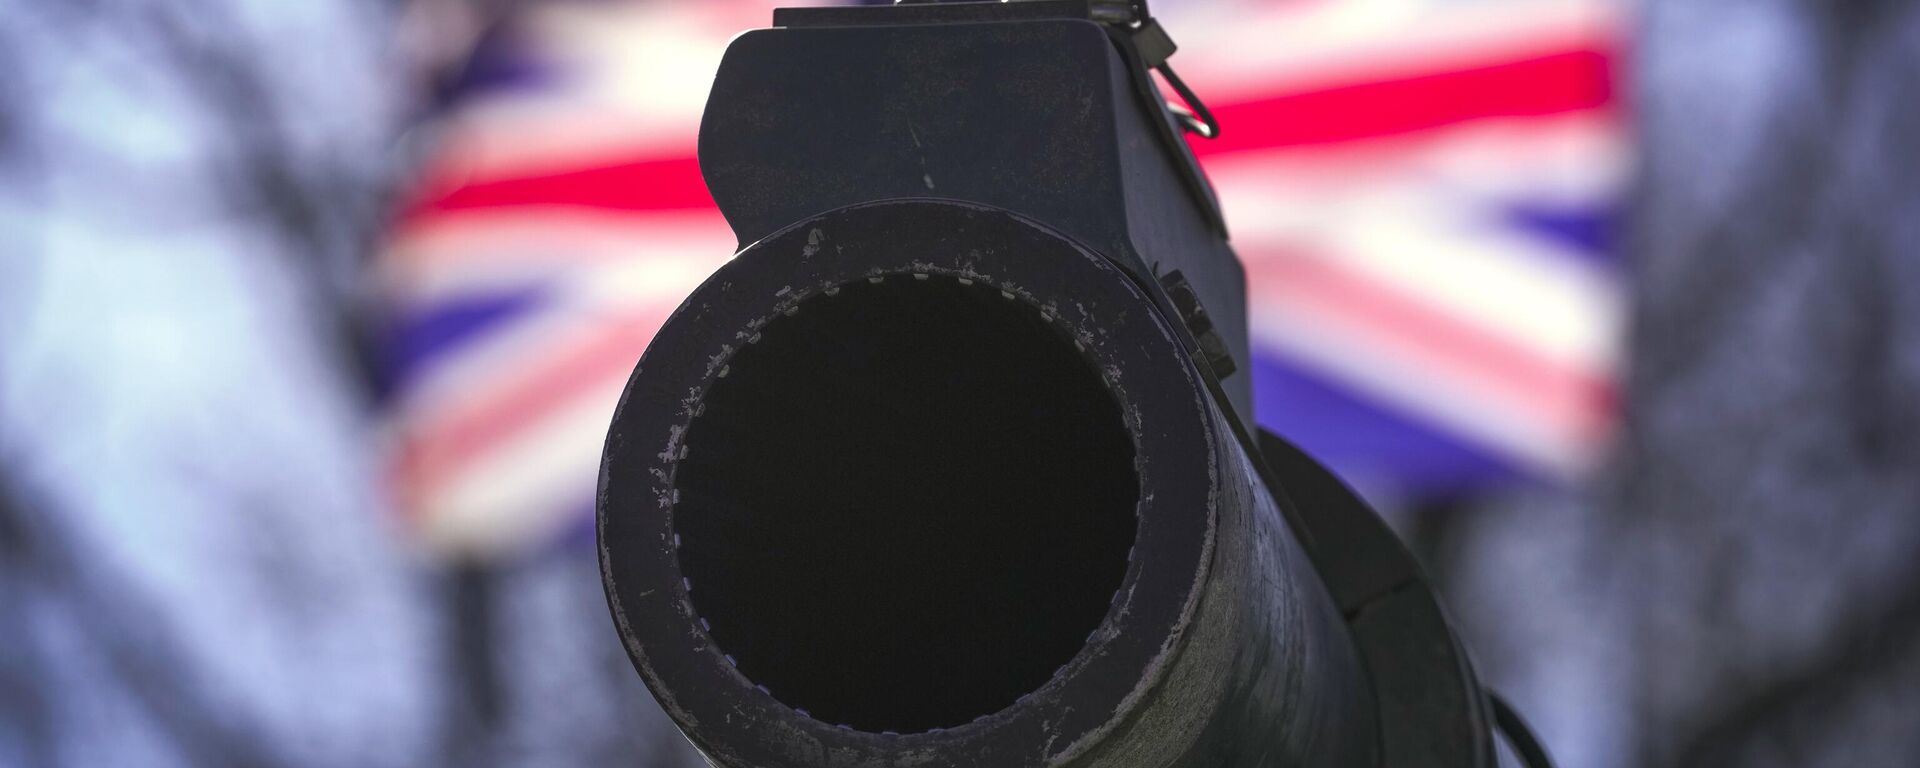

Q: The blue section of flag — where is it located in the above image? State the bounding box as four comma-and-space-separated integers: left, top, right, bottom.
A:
1504, 201, 1617, 262
557, 498, 600, 555
434, 24, 562, 108
1249, 351, 1523, 494
387, 286, 548, 393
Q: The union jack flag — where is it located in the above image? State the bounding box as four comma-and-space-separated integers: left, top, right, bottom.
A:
382, 0, 1623, 560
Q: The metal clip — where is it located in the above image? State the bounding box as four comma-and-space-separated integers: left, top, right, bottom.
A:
1095, 0, 1220, 138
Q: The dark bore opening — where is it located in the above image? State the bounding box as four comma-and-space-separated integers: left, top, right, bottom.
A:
673, 275, 1139, 734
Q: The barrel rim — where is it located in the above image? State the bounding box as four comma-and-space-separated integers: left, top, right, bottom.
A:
598, 199, 1219, 767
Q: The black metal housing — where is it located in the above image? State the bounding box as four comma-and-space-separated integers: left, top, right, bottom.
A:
697, 1, 1250, 419
599, 4, 1500, 767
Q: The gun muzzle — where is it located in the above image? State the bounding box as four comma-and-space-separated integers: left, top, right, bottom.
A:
599, 201, 1376, 767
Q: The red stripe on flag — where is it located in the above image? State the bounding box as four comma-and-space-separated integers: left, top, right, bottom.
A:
1192, 49, 1613, 157
395, 155, 713, 229
390, 46, 1611, 226
391, 310, 669, 518
1248, 247, 1616, 440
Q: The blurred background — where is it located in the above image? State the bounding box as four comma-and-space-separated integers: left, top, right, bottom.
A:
3, 0, 1917, 766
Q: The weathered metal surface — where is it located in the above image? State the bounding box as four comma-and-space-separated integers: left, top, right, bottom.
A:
696, 12, 1250, 420
599, 201, 1374, 767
